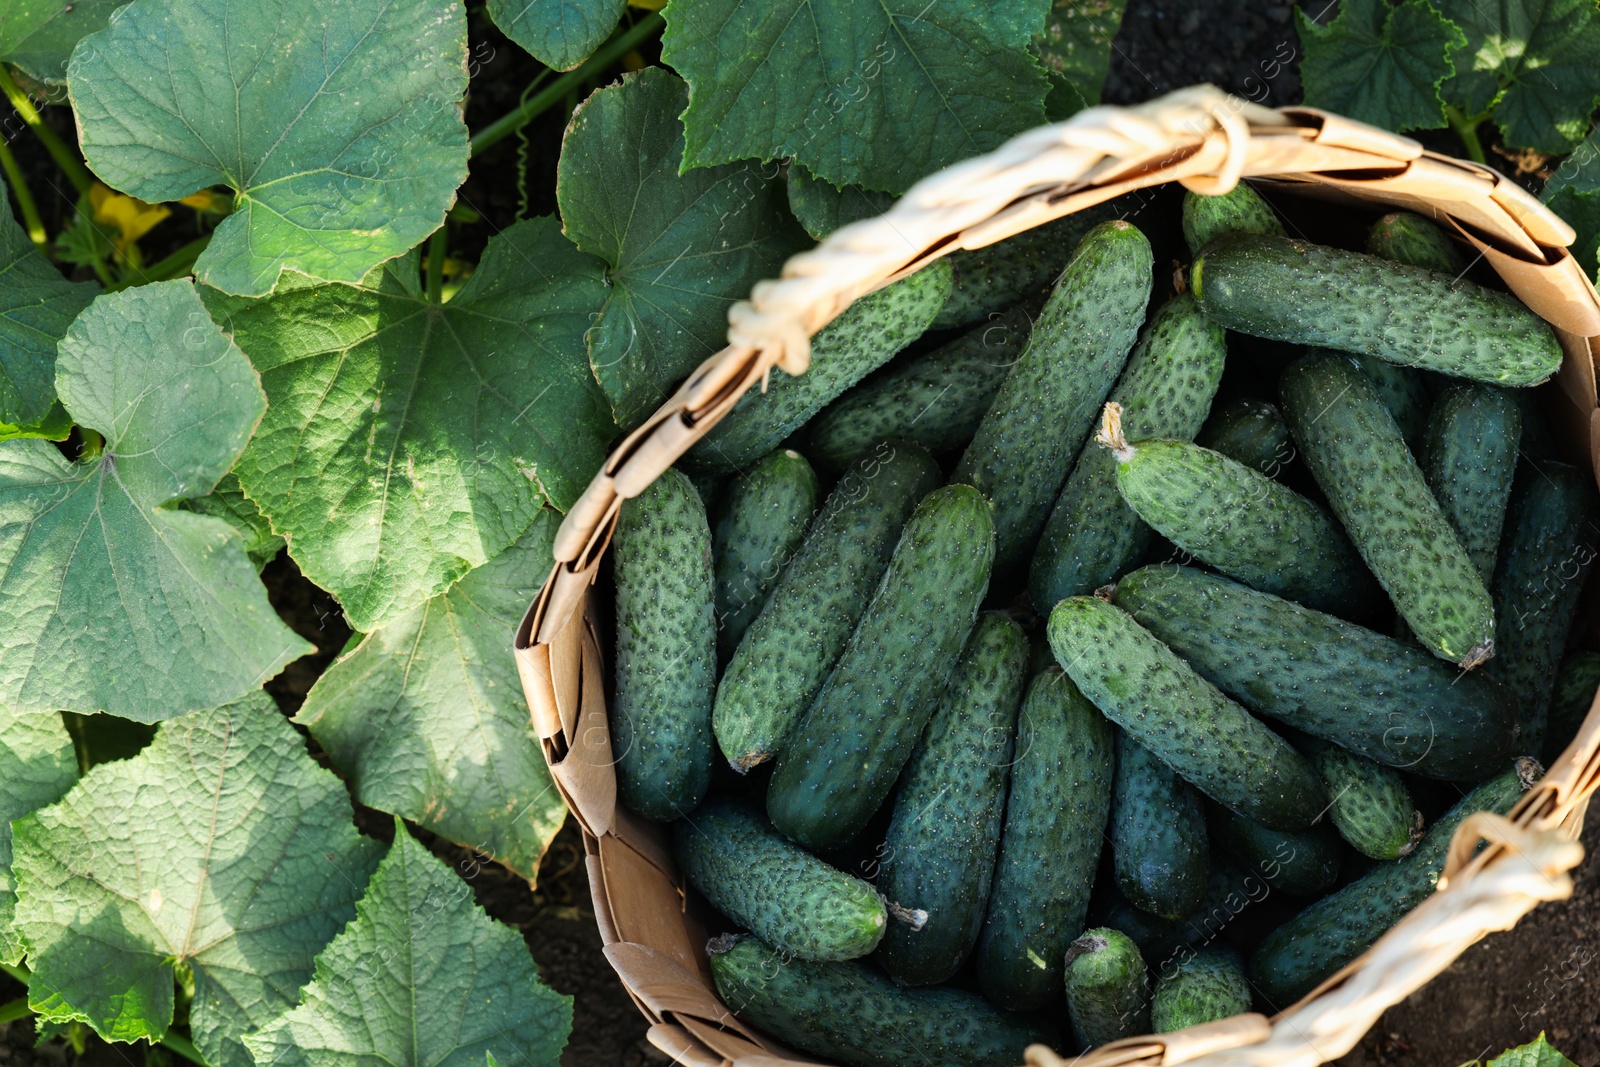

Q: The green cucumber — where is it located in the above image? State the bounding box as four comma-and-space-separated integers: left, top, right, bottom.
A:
807, 303, 1034, 473
1208, 805, 1341, 897
1251, 761, 1535, 1005
1112, 565, 1517, 781
1313, 746, 1420, 861
1366, 211, 1468, 274
711, 449, 821, 660
1421, 384, 1522, 585
1182, 183, 1284, 254
1489, 461, 1600, 751
976, 668, 1114, 1011
768, 485, 996, 850
709, 936, 1050, 1067
713, 443, 939, 772
1351, 354, 1430, 452
953, 220, 1153, 572
1095, 856, 1263, 967
1048, 596, 1325, 830
931, 205, 1116, 329
675, 801, 885, 961
878, 613, 1028, 985
1029, 293, 1227, 610
690, 261, 953, 474
610, 469, 715, 821
1111, 730, 1209, 919
1281, 352, 1494, 666
1192, 232, 1562, 386
1151, 948, 1252, 1032
1103, 426, 1381, 619
1195, 397, 1294, 476
1064, 928, 1151, 1049
1544, 650, 1600, 764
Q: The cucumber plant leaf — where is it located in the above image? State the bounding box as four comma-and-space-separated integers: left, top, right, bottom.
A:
1486, 1034, 1579, 1067
0, 281, 311, 722
557, 67, 806, 427
487, 0, 627, 70
213, 217, 613, 632
0, 0, 125, 84
1545, 185, 1600, 283
660, 0, 1053, 194
183, 473, 284, 570
1545, 124, 1600, 197
243, 823, 572, 1067
785, 165, 896, 240
11, 692, 384, 1067
67, 0, 470, 296
296, 511, 566, 882
0, 708, 76, 965
1296, 0, 1465, 133
1037, 0, 1129, 120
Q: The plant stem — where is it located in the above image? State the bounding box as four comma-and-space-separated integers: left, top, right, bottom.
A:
426, 226, 447, 303
0, 138, 45, 249
0, 961, 28, 984
469, 12, 664, 156
1445, 105, 1489, 166
0, 996, 31, 1025
0, 65, 92, 194
133, 234, 211, 286
158, 1031, 209, 1066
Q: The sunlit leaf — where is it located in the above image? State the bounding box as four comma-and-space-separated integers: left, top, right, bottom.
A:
1297, 0, 1464, 133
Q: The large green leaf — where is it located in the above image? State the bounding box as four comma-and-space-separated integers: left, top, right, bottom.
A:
214, 217, 613, 632
1545, 124, 1600, 197
0, 0, 124, 83
243, 824, 572, 1067
1296, 0, 1465, 133
0, 282, 311, 721
67, 0, 470, 296
785, 165, 896, 240
0, 708, 75, 965
557, 67, 807, 427
184, 473, 285, 570
1487, 1034, 1579, 1067
1545, 185, 1600, 283
487, 0, 627, 69
1038, 0, 1129, 120
296, 512, 566, 882
660, 0, 1053, 194
1438, 0, 1600, 151
12, 692, 384, 1067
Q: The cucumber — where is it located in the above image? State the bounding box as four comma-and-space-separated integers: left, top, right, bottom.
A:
1112, 565, 1517, 781
931, 205, 1116, 329
1029, 293, 1227, 610
1280, 352, 1494, 666
1048, 596, 1325, 830
975, 668, 1114, 1011
709, 935, 1050, 1067
1350, 354, 1430, 452
953, 220, 1153, 572
610, 469, 715, 821
1489, 461, 1600, 751
1421, 384, 1522, 585
1208, 805, 1341, 897
1195, 397, 1294, 476
711, 449, 821, 661
768, 485, 996, 850
1064, 928, 1151, 1049
877, 613, 1028, 985
1544, 650, 1600, 764
1366, 211, 1468, 274
1182, 182, 1284, 254
1313, 746, 1420, 861
1191, 232, 1562, 386
1102, 423, 1381, 619
806, 303, 1034, 473
714, 443, 939, 772
1095, 856, 1263, 967
1251, 761, 1535, 1005
690, 261, 953, 474
1111, 730, 1209, 919
675, 801, 885, 961
1151, 948, 1252, 1032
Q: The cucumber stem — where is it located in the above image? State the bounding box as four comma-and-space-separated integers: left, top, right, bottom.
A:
1094, 402, 1135, 462
1444, 105, 1489, 167
0, 65, 93, 194
0, 996, 31, 1025
0, 138, 45, 249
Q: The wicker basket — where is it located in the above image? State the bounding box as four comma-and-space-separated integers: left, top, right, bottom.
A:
513, 86, 1600, 1067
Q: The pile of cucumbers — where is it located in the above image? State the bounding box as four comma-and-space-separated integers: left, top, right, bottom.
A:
605, 182, 1600, 1067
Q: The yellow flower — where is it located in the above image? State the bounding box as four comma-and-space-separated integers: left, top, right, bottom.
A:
89, 183, 170, 252
178, 189, 218, 211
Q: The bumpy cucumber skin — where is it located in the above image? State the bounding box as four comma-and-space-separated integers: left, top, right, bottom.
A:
1112, 566, 1517, 781
975, 669, 1114, 1011
1151, 948, 1253, 1033
1489, 461, 1600, 750
710, 936, 1050, 1067
1422, 384, 1522, 586
932, 206, 1115, 329
1096, 856, 1264, 968
954, 221, 1153, 572
713, 444, 940, 772
1192, 232, 1562, 386
711, 449, 821, 661
1281, 353, 1494, 665
1048, 597, 1325, 830
807, 303, 1034, 473
1351, 354, 1430, 452
1065, 928, 1151, 1050
690, 261, 952, 474
768, 485, 996, 850
610, 470, 715, 821
1544, 650, 1600, 765
1112, 438, 1380, 619
1209, 805, 1341, 898
1314, 747, 1419, 861
1366, 211, 1468, 274
1029, 293, 1226, 611
1112, 730, 1209, 919
1251, 765, 1530, 1005
675, 801, 885, 961
1196, 397, 1294, 476
878, 613, 1028, 985
1181, 183, 1284, 255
